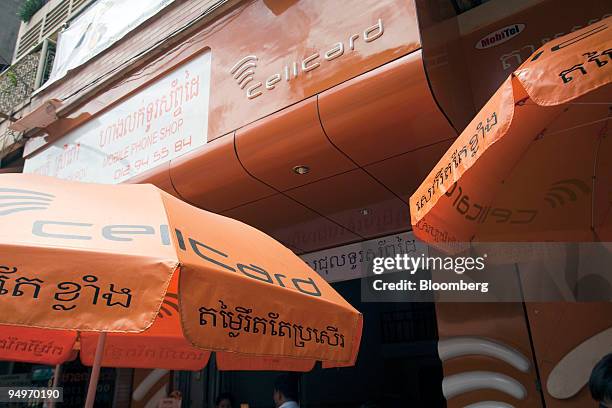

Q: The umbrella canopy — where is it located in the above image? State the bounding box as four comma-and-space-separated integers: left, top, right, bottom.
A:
82, 272, 361, 372
79, 272, 211, 371
0, 273, 319, 372
0, 174, 362, 366
410, 17, 611, 244
80, 272, 323, 371
1, 275, 348, 374
0, 325, 77, 365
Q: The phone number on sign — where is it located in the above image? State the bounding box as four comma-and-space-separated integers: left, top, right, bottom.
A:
0, 387, 63, 402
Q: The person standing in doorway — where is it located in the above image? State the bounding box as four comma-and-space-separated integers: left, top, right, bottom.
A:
273, 374, 300, 408
215, 392, 235, 408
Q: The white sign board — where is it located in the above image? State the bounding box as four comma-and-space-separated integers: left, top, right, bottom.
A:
25, 51, 211, 183
301, 231, 427, 282
40, 0, 175, 90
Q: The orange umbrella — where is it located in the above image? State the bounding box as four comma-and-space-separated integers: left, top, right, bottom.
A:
1, 274, 334, 376
79, 272, 211, 371
80, 270, 356, 372
410, 17, 611, 244
2, 273, 308, 372
0, 326, 76, 366
0, 288, 313, 407
0, 275, 207, 408
0, 174, 362, 406
0, 326, 77, 408
0, 273, 209, 371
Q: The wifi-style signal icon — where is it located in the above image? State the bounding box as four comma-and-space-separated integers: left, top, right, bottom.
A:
230, 55, 258, 89
544, 179, 591, 208
158, 292, 179, 318
439, 336, 530, 406
0, 187, 55, 217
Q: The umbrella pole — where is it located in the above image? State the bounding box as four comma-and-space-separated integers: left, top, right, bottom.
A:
47, 364, 61, 408
84, 332, 107, 408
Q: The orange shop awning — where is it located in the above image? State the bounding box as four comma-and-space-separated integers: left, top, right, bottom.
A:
410, 17, 611, 244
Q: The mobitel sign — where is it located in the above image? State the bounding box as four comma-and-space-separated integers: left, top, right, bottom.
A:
476, 24, 525, 49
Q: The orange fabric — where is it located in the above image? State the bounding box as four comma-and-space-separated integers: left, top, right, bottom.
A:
0, 325, 76, 365
323, 312, 363, 368
410, 17, 612, 245
0, 174, 362, 365
514, 17, 612, 106
163, 193, 361, 364
0, 176, 177, 332
80, 273, 210, 370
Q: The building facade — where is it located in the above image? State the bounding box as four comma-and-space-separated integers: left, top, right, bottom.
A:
1, 0, 611, 407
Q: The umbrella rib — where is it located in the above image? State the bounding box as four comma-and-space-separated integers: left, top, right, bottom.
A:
543, 116, 609, 137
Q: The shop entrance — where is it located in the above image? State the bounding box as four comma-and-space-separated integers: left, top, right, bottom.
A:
183, 278, 445, 408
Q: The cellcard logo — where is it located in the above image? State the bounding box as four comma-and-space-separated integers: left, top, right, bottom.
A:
29, 221, 322, 298
544, 178, 590, 208
0, 188, 55, 217
476, 24, 525, 49
230, 19, 384, 100
230, 55, 258, 90
158, 292, 179, 318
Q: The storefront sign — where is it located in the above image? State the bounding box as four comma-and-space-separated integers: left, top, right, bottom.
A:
475, 24, 525, 49
231, 18, 385, 100
41, 0, 175, 90
24, 51, 211, 183
301, 231, 427, 283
